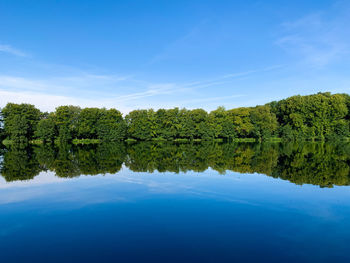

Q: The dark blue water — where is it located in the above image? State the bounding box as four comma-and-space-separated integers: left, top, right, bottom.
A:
1, 168, 350, 263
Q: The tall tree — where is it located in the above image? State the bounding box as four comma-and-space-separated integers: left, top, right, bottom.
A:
55, 106, 81, 143
77, 108, 101, 139
227, 107, 254, 138
97, 108, 126, 141
2, 103, 41, 143
35, 115, 56, 143
275, 93, 349, 140
250, 105, 278, 139
126, 109, 156, 140
209, 107, 236, 140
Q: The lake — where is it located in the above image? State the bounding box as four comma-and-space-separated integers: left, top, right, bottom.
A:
0, 142, 350, 262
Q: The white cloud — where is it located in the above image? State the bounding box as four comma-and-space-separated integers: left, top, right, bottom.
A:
0, 89, 135, 114
0, 75, 62, 92
112, 83, 180, 102
276, 6, 350, 67
149, 22, 205, 64
0, 63, 284, 113
0, 73, 191, 113
0, 74, 132, 94
0, 44, 27, 57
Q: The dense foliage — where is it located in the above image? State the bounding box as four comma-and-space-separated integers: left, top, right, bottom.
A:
269, 92, 350, 140
0, 92, 349, 144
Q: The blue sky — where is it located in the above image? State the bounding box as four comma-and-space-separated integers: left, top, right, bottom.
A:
0, 0, 349, 113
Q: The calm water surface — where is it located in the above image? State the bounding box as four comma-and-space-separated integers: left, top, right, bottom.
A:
0, 142, 350, 262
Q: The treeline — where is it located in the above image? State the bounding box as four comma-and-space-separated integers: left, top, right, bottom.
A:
0, 92, 349, 144
1, 142, 350, 187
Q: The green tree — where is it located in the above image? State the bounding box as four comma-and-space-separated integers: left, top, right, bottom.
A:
250, 105, 278, 139
275, 93, 349, 140
77, 108, 101, 139
55, 105, 81, 143
189, 109, 211, 140
2, 103, 41, 143
35, 115, 56, 143
209, 107, 235, 140
126, 109, 156, 140
154, 108, 182, 140
0, 108, 4, 141
227, 107, 254, 138
178, 108, 195, 140
97, 108, 126, 141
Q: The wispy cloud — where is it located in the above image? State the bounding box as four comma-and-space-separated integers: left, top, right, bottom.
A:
0, 79, 193, 113
276, 4, 350, 67
0, 89, 123, 113
0, 74, 189, 111
0, 74, 134, 96
0, 75, 62, 92
174, 94, 245, 109
0, 63, 283, 113
149, 21, 206, 65
111, 64, 282, 106
181, 65, 284, 91
112, 84, 179, 102
0, 44, 27, 57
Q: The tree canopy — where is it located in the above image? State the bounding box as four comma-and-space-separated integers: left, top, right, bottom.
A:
1, 92, 349, 144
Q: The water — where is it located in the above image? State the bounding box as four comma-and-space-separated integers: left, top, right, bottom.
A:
0, 142, 350, 262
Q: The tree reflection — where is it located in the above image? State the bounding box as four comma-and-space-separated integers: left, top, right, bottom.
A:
0, 142, 349, 187
272, 143, 350, 187
0, 145, 40, 181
